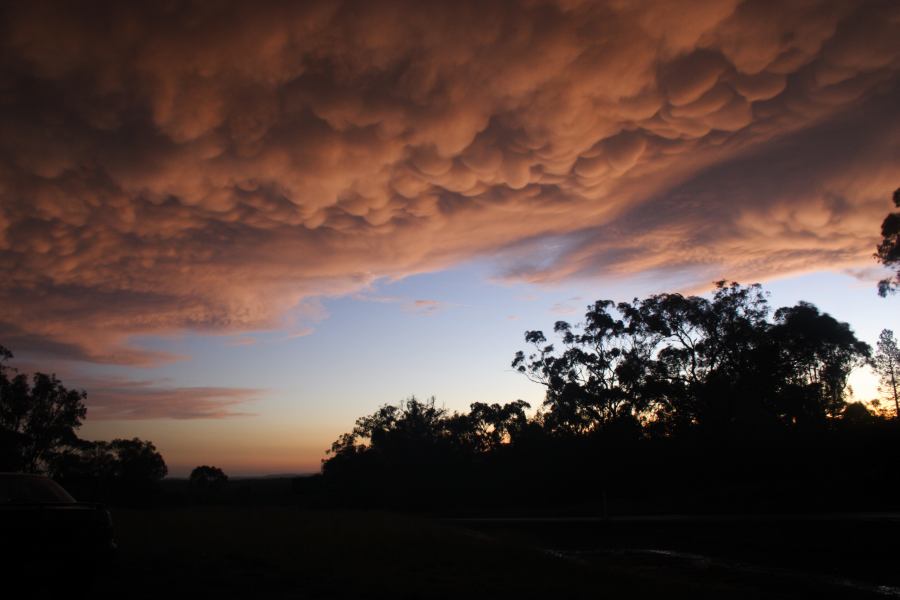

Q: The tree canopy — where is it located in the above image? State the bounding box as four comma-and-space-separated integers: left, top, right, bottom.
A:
512, 283, 869, 437
0, 345, 87, 472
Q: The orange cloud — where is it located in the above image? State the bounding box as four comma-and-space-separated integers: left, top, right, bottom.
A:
0, 0, 898, 363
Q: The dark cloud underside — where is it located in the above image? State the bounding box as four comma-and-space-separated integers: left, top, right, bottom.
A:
0, 0, 897, 364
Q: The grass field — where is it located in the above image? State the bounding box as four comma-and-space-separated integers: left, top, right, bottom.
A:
79, 508, 888, 599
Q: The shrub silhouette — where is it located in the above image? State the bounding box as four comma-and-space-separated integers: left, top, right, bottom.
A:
190, 465, 228, 503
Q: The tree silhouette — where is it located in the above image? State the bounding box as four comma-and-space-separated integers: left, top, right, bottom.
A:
625, 282, 773, 437
512, 282, 827, 438
873, 329, 900, 418
52, 437, 168, 504
188, 465, 228, 501
106, 438, 168, 483
512, 297, 652, 436
511, 283, 871, 437
189, 465, 228, 489
771, 302, 871, 423
876, 188, 900, 296
460, 400, 531, 451
48, 438, 168, 505
0, 345, 87, 472
327, 396, 450, 464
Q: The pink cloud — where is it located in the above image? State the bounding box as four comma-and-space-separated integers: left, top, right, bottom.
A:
409, 299, 445, 315
79, 377, 263, 420
0, 1, 897, 364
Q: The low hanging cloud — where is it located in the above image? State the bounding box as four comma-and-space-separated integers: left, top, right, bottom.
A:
1, 0, 899, 365
4, 358, 262, 419
80, 378, 262, 420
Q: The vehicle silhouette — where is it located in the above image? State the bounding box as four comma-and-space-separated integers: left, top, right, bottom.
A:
0, 473, 116, 591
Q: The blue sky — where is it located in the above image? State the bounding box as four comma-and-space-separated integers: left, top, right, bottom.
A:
78, 264, 898, 476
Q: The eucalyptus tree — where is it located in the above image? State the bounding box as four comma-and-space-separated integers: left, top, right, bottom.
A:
512, 298, 653, 436
513, 283, 871, 437
770, 303, 871, 424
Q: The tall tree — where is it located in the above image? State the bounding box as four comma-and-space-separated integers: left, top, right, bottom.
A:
626, 282, 773, 435
771, 303, 871, 423
512, 298, 652, 435
0, 345, 87, 472
873, 329, 900, 418
876, 188, 900, 296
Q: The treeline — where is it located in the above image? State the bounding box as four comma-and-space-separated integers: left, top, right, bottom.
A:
322, 283, 900, 513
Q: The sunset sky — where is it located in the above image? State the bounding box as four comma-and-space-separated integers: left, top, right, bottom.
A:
2, 0, 898, 475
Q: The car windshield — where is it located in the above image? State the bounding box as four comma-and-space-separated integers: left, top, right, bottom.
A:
0, 475, 75, 503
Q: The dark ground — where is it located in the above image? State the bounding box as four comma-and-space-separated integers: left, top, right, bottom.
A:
53, 508, 899, 599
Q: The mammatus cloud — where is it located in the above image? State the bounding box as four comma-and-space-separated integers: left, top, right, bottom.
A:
1, 0, 898, 364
